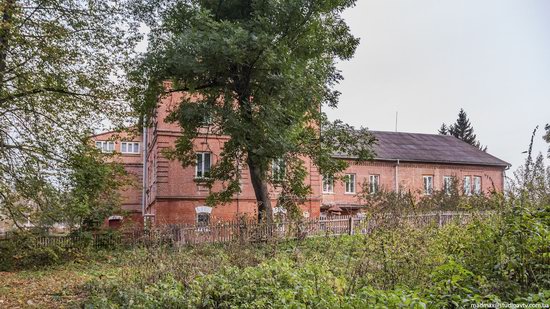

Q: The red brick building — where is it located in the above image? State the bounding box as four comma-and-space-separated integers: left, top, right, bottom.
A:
92, 93, 509, 226
322, 131, 509, 214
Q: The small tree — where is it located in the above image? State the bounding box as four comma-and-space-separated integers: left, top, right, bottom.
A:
130, 0, 375, 222
440, 109, 486, 151
438, 123, 448, 135
63, 140, 129, 231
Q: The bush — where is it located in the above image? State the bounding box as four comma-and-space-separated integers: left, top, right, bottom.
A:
0, 233, 64, 270
82, 207, 550, 308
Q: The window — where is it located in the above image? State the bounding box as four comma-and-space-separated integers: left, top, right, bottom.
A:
423, 175, 433, 195
197, 212, 210, 228
199, 103, 213, 126
345, 174, 356, 194
95, 141, 114, 153
195, 152, 211, 178
463, 176, 472, 196
443, 176, 453, 195
201, 114, 213, 126
369, 175, 380, 194
272, 158, 285, 182
473, 176, 482, 195
121, 142, 140, 154
322, 175, 334, 193
195, 206, 212, 229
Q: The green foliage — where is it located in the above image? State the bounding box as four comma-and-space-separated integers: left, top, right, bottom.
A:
359, 180, 503, 213
0, 0, 138, 229
0, 233, 64, 271
130, 0, 375, 219
440, 108, 486, 151
0, 229, 125, 271
438, 123, 448, 135
63, 140, 129, 230
81, 202, 550, 307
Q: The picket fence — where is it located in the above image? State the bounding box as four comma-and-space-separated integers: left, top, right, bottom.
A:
12, 211, 488, 249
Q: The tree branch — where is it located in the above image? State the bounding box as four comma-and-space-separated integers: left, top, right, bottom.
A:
0, 87, 99, 105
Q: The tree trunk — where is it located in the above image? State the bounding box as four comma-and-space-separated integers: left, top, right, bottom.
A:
247, 154, 273, 223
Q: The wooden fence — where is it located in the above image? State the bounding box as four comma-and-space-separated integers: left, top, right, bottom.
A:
4, 211, 488, 249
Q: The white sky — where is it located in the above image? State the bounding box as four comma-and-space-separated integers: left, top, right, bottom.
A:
326, 0, 550, 170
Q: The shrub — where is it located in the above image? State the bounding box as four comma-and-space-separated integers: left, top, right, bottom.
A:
0, 233, 64, 270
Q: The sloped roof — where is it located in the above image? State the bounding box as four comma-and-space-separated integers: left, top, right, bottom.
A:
334, 131, 510, 167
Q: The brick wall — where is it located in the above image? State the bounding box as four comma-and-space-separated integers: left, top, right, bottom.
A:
92, 90, 507, 226
90, 131, 143, 219
322, 159, 505, 207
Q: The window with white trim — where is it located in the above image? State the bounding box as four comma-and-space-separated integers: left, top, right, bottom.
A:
197, 212, 210, 227
95, 141, 114, 153
463, 176, 472, 196
423, 175, 433, 195
443, 176, 453, 195
195, 152, 211, 178
369, 175, 380, 194
121, 142, 140, 154
345, 174, 356, 194
272, 158, 285, 182
322, 175, 334, 193
195, 206, 212, 229
473, 176, 482, 195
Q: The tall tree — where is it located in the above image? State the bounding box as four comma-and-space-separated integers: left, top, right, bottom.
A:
130, 0, 375, 222
0, 0, 138, 228
440, 109, 486, 151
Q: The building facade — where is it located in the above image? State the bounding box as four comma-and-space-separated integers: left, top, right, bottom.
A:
91, 93, 509, 226
322, 131, 509, 214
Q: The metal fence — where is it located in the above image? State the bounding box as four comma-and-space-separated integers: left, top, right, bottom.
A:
5, 211, 488, 248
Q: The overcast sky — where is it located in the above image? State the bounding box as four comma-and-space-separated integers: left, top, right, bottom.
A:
326, 0, 550, 170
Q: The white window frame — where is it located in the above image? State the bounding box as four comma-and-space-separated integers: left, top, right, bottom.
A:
473, 176, 482, 195
272, 158, 285, 182
423, 175, 433, 195
463, 176, 472, 196
345, 173, 356, 194
443, 176, 453, 195
195, 152, 212, 178
322, 175, 334, 193
369, 175, 380, 194
95, 141, 114, 153
121, 142, 140, 154
195, 206, 212, 230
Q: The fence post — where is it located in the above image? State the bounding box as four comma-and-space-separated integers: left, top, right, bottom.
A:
438, 211, 442, 228
349, 217, 354, 235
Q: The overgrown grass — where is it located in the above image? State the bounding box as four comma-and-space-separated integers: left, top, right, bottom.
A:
80, 206, 549, 308
1, 203, 548, 308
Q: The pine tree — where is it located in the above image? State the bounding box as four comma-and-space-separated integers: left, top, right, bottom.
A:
438, 123, 448, 135
446, 109, 486, 151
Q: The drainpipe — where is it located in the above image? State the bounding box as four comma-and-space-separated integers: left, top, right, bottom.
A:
141, 117, 148, 218
395, 159, 400, 193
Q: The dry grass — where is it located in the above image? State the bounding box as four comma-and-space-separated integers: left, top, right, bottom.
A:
0, 256, 124, 308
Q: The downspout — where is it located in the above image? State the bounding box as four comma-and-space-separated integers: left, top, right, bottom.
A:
141, 117, 148, 218
395, 159, 400, 193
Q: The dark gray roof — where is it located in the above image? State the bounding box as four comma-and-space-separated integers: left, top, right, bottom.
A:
335, 131, 510, 167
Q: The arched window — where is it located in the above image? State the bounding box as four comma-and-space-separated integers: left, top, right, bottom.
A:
195, 206, 212, 228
